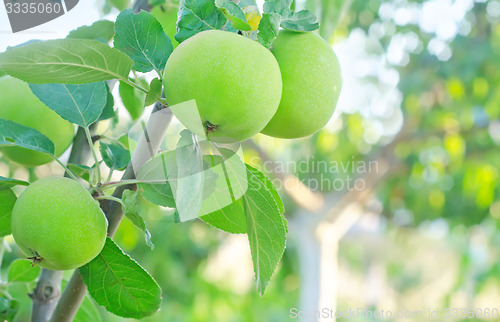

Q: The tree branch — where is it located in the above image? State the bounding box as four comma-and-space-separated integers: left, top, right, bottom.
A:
30, 270, 63, 322
132, 0, 152, 13
50, 102, 172, 322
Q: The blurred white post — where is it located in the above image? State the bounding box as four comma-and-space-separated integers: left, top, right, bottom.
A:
294, 203, 364, 322
317, 221, 340, 321
294, 213, 340, 322
295, 212, 322, 315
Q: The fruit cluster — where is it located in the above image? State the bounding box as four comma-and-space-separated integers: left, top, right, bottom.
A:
164, 30, 342, 141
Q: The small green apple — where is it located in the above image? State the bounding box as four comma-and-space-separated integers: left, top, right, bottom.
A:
261, 31, 342, 139
0, 188, 17, 237
11, 177, 108, 270
0, 77, 75, 166
164, 30, 282, 142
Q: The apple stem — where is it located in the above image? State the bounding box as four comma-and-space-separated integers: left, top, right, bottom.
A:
53, 158, 80, 183
84, 127, 102, 186
205, 121, 218, 136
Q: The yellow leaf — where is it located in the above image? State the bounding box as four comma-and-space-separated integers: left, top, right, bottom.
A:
243, 6, 261, 31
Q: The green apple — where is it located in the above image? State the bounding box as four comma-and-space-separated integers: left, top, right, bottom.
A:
11, 177, 108, 270
261, 31, 342, 139
164, 30, 282, 142
0, 77, 75, 166
0, 188, 17, 237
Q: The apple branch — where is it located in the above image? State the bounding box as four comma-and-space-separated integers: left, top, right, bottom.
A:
132, 0, 152, 12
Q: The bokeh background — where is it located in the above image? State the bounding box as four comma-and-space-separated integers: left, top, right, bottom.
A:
1, 0, 500, 321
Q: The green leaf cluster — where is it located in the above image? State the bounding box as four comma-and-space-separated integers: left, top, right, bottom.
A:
258, 0, 319, 48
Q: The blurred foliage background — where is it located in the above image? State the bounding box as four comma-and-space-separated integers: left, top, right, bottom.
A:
1, 0, 500, 321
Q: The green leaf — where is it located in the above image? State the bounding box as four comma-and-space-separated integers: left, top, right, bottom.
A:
0, 188, 16, 237
0, 39, 133, 84
122, 190, 155, 249
257, 13, 281, 48
201, 165, 283, 234
145, 78, 163, 106
247, 166, 284, 214
8, 260, 41, 283
137, 151, 177, 208
261, 0, 318, 32
281, 10, 319, 32
99, 142, 131, 171
0, 297, 19, 321
263, 0, 292, 18
244, 165, 287, 295
99, 85, 116, 121
119, 81, 146, 120
114, 9, 173, 73
0, 177, 29, 190
0, 119, 55, 156
0, 298, 9, 312
202, 198, 246, 233
198, 149, 248, 225
175, 0, 227, 43
67, 164, 92, 182
67, 20, 116, 43
215, 0, 252, 31
79, 238, 161, 319
29, 82, 107, 127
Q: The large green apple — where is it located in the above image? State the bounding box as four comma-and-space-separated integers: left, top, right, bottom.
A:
11, 177, 108, 270
0, 188, 17, 237
164, 30, 282, 142
0, 77, 75, 166
261, 31, 342, 139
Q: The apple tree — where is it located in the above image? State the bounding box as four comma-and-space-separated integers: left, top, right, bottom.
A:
0, 0, 343, 321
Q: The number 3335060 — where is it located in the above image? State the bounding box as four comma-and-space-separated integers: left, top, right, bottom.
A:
5, 2, 62, 14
